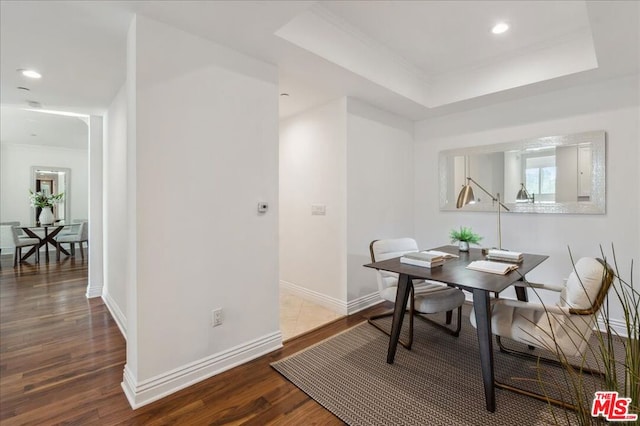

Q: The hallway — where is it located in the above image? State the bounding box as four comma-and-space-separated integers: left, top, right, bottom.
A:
0, 254, 384, 424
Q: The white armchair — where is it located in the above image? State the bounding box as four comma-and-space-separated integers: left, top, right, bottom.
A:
470, 257, 614, 407
472, 257, 613, 358
369, 238, 465, 349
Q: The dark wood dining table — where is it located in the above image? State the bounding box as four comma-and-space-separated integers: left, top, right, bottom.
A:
20, 223, 71, 262
364, 245, 548, 412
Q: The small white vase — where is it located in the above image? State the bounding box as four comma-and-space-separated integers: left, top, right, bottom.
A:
459, 241, 469, 252
39, 206, 55, 225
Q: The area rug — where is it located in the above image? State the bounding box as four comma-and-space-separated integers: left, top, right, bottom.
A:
272, 309, 617, 425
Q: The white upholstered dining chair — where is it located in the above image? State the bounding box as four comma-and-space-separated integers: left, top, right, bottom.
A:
0, 223, 17, 258
471, 257, 614, 358
470, 257, 614, 406
8, 225, 40, 267
57, 219, 87, 237
55, 221, 88, 260
369, 238, 465, 349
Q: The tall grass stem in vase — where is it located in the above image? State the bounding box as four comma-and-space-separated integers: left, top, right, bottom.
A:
523, 245, 638, 425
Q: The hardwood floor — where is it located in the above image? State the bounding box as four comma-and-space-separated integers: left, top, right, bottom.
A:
0, 254, 387, 425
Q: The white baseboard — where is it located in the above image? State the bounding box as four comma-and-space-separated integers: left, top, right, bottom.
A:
280, 280, 347, 315
102, 292, 127, 339
597, 317, 630, 338
279, 281, 383, 315
86, 283, 103, 298
347, 292, 383, 315
121, 331, 282, 409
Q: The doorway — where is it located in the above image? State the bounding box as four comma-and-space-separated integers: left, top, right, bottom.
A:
279, 287, 342, 341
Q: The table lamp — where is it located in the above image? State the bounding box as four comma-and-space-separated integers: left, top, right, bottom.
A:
456, 177, 510, 250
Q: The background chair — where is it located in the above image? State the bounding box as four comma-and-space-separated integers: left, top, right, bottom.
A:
470, 257, 614, 407
0, 222, 20, 258
55, 221, 88, 260
7, 222, 33, 238
9, 225, 40, 267
0, 221, 29, 254
57, 219, 88, 237
369, 238, 465, 349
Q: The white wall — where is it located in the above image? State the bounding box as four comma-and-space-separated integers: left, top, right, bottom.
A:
414, 74, 639, 325
122, 15, 280, 408
279, 98, 348, 307
87, 115, 104, 298
346, 99, 414, 307
279, 98, 416, 313
103, 84, 128, 335
0, 143, 88, 228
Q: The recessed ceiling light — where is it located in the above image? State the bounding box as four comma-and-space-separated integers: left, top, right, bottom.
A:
18, 69, 42, 79
492, 22, 509, 34
280, 93, 290, 97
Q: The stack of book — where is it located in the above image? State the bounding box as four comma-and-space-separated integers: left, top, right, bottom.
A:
400, 251, 444, 268
485, 249, 523, 263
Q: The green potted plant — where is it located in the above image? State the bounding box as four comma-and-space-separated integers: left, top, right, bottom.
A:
449, 226, 482, 252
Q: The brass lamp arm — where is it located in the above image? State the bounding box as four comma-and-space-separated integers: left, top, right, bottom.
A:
467, 177, 510, 211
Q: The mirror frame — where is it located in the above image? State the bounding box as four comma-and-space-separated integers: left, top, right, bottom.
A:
31, 166, 71, 222
439, 130, 606, 214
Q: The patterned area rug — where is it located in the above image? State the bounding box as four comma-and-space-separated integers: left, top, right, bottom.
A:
272, 309, 616, 425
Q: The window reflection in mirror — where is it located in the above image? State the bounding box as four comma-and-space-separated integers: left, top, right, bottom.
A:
439, 131, 605, 214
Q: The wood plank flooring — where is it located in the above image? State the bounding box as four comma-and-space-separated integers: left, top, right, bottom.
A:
0, 254, 387, 425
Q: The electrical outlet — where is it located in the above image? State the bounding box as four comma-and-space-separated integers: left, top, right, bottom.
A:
212, 308, 223, 327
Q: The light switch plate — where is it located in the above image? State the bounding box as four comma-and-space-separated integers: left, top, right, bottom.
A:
311, 204, 326, 215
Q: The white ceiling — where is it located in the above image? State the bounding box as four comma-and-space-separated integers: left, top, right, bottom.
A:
321, 1, 592, 76
0, 107, 88, 149
1, 0, 638, 147
0, 0, 131, 114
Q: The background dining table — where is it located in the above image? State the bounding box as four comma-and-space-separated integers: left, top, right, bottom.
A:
20, 223, 71, 262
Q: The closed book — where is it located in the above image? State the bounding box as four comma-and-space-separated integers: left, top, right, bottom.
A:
402, 251, 444, 262
466, 260, 518, 275
485, 255, 523, 264
487, 249, 523, 261
400, 257, 444, 268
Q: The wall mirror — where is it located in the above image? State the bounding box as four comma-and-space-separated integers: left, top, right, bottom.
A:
31, 166, 71, 222
439, 130, 606, 214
